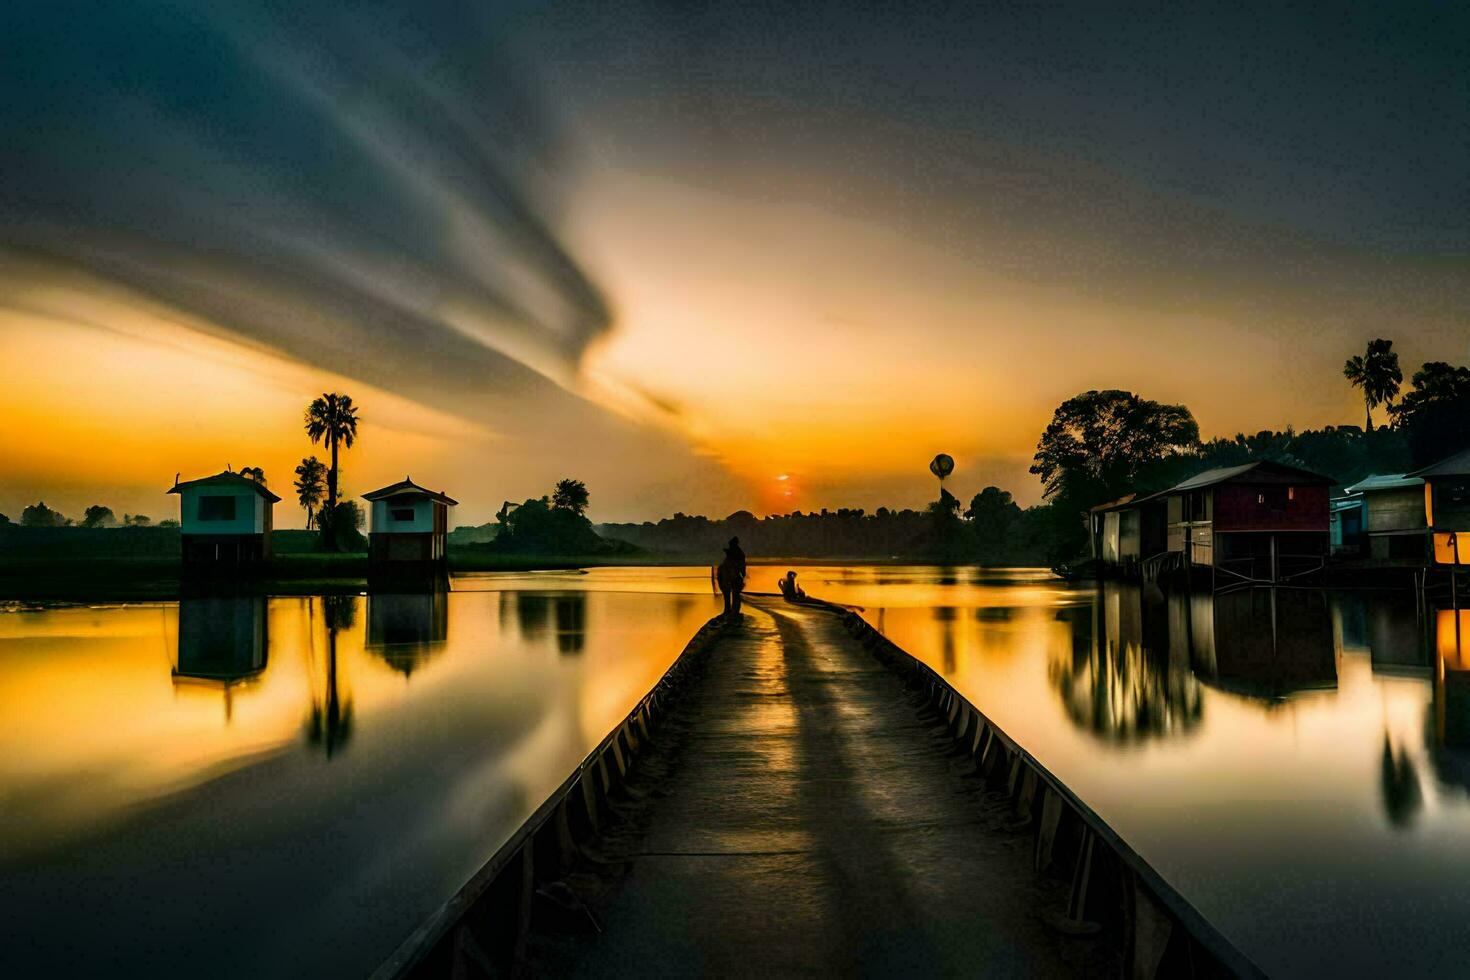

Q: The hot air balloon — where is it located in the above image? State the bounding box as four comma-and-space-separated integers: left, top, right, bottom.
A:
929, 453, 956, 510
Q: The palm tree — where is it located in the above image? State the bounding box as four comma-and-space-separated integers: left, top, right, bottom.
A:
1343, 338, 1403, 431
293, 456, 327, 530
304, 392, 360, 530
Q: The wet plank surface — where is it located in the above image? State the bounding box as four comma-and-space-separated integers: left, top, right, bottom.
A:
538, 601, 1105, 977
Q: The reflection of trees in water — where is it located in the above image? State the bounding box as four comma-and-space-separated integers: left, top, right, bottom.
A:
1050, 595, 1202, 743
502, 592, 587, 655
306, 595, 355, 757
1381, 735, 1423, 828
553, 596, 586, 654
934, 606, 958, 673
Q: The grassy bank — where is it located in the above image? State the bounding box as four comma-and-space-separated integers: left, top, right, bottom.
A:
0, 550, 716, 602
0, 537, 963, 602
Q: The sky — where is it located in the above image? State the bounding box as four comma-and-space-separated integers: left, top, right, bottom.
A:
2, 1, 1467, 525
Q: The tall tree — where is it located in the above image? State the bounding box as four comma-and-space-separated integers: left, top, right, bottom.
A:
1031, 390, 1200, 506
293, 456, 327, 530
81, 505, 117, 528
551, 478, 590, 516
1388, 361, 1470, 466
304, 393, 360, 536
1342, 338, 1403, 431
21, 502, 67, 527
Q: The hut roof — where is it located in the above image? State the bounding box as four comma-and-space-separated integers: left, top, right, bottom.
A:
1343, 473, 1423, 494
1165, 460, 1332, 493
362, 477, 458, 506
1410, 447, 1470, 479
168, 470, 282, 503
1089, 493, 1137, 514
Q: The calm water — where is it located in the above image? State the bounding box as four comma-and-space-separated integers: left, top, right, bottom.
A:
758, 565, 1470, 978
2, 566, 1467, 977
0, 572, 720, 978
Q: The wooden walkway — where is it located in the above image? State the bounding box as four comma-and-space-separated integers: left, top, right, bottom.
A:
533, 602, 1109, 977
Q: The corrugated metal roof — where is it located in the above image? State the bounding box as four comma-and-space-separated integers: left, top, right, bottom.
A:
1163, 459, 1332, 493
168, 470, 282, 503
1343, 473, 1423, 494
1410, 447, 1470, 479
1167, 462, 1260, 492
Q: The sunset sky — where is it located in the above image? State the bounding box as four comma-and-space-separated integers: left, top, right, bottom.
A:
2, 2, 1467, 525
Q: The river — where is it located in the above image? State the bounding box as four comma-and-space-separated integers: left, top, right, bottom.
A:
1, 565, 1465, 977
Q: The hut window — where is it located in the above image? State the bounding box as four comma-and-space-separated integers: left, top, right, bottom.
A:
392, 508, 415, 522
198, 495, 236, 521
1258, 487, 1288, 509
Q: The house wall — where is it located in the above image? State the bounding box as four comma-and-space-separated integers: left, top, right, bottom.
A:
1101, 511, 1121, 563
1118, 507, 1141, 559
371, 497, 436, 534
1213, 483, 1329, 532
1139, 501, 1169, 557
1430, 476, 1470, 529
1428, 476, 1470, 565
1364, 486, 1428, 534
179, 488, 266, 535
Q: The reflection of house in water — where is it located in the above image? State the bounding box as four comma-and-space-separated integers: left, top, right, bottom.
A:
174, 596, 268, 720
1051, 583, 1202, 742
366, 591, 449, 678
1359, 592, 1429, 677
1425, 607, 1470, 792
502, 592, 587, 654
1187, 588, 1337, 700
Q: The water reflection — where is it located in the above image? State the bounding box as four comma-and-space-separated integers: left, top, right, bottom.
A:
502, 592, 587, 654
174, 596, 267, 722
1429, 609, 1470, 792
0, 580, 719, 979
934, 606, 958, 673
1381, 734, 1424, 827
367, 591, 449, 677
1050, 584, 1202, 742
307, 595, 355, 757
1191, 589, 1337, 700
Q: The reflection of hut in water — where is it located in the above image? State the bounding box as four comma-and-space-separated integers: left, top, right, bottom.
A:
174, 596, 268, 720
1050, 583, 1202, 742
1425, 608, 1470, 790
366, 591, 449, 677
1189, 588, 1336, 700
1365, 593, 1430, 677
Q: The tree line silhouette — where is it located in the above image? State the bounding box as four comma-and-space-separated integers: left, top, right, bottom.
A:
602, 339, 1470, 567
4, 342, 1466, 570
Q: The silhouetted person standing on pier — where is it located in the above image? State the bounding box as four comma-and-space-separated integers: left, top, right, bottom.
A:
716, 536, 746, 618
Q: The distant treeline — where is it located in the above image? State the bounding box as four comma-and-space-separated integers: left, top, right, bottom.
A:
0, 524, 181, 558
597, 489, 1053, 565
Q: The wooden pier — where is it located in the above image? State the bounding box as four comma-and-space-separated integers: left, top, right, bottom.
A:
377, 598, 1260, 979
